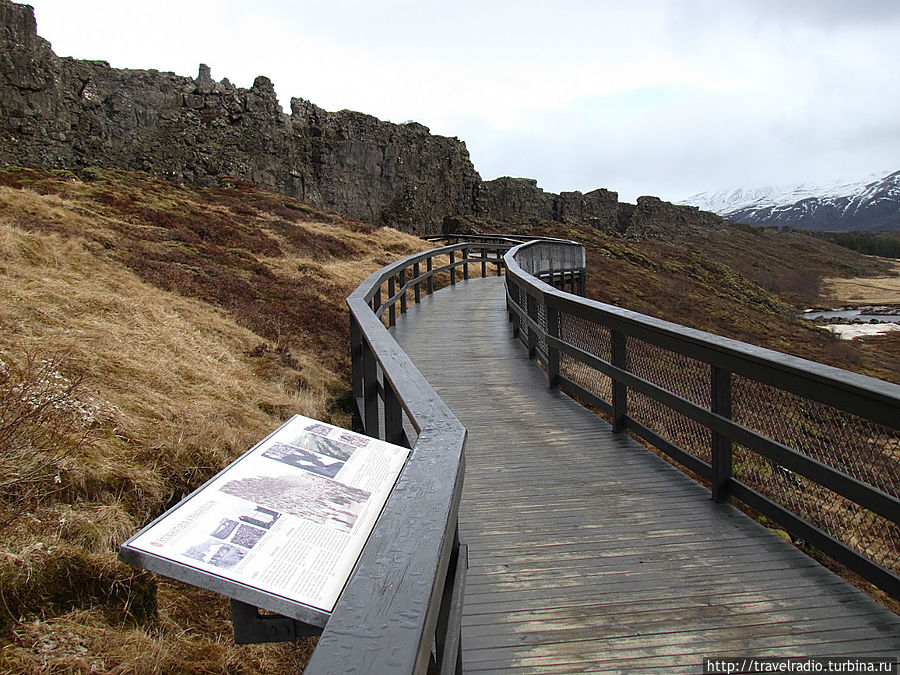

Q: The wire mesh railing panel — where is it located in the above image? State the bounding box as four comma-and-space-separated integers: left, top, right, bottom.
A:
560, 311, 612, 360
508, 277, 526, 310
629, 390, 713, 464
733, 442, 900, 574
625, 337, 713, 464
627, 337, 712, 409
536, 296, 547, 358
732, 376, 900, 501
506, 278, 528, 347
558, 311, 613, 404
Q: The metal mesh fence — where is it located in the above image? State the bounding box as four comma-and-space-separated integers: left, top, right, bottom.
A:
731, 376, 900, 573
626, 337, 712, 409
508, 277, 526, 310
536, 296, 547, 359
733, 442, 899, 573
625, 337, 713, 465
732, 376, 900, 499
506, 278, 528, 348
628, 391, 713, 464
559, 311, 613, 405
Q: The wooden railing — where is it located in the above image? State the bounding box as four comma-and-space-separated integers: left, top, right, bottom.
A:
304, 237, 517, 675
504, 239, 900, 599
310, 233, 898, 673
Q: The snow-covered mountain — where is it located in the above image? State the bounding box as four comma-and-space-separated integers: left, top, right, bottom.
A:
679, 170, 900, 231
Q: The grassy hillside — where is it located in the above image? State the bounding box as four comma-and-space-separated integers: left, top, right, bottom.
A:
0, 167, 429, 673
1, 167, 897, 672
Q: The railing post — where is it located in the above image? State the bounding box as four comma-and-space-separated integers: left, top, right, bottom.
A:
413, 262, 421, 304
547, 304, 560, 388
362, 339, 379, 438
433, 527, 465, 675
711, 366, 733, 503
427, 257, 434, 295
384, 378, 404, 447
399, 268, 407, 315
462, 248, 469, 281
611, 330, 627, 433
387, 276, 396, 327
495, 250, 502, 276
526, 292, 538, 359
350, 315, 363, 399
372, 287, 381, 315
508, 279, 520, 336
480, 247, 487, 278
449, 250, 456, 285
350, 315, 364, 432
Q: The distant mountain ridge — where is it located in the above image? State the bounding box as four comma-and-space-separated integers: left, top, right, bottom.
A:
680, 170, 900, 232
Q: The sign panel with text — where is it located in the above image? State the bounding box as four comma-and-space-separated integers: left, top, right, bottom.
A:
119, 415, 409, 624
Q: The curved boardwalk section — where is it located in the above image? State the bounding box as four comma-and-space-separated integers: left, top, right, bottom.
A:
391, 276, 900, 674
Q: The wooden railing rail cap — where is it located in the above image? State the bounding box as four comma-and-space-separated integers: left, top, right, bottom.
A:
308, 242, 490, 674
353, 242, 511, 306
505, 241, 900, 418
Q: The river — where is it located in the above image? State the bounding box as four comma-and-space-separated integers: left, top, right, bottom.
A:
800, 306, 900, 339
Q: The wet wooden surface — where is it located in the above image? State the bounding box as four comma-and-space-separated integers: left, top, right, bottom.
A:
391, 277, 900, 674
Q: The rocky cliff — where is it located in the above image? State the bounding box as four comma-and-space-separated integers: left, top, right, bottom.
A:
0, 0, 723, 236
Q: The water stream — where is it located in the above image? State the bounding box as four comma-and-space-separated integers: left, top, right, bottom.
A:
799, 307, 900, 339
800, 308, 900, 324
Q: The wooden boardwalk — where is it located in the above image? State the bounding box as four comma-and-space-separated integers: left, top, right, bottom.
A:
391, 277, 900, 674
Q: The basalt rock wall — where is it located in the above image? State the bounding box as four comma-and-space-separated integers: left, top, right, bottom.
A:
474, 177, 621, 232
0, 0, 483, 234
0, 0, 724, 236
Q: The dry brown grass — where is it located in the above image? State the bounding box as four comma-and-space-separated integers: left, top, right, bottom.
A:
0, 168, 429, 673
822, 259, 900, 306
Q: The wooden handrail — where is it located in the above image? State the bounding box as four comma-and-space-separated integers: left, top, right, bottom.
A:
310, 233, 898, 673
305, 240, 517, 674
504, 239, 900, 599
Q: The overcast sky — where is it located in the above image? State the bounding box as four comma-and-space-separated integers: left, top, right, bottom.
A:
24, 0, 900, 203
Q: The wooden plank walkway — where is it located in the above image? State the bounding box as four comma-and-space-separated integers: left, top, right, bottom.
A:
391, 277, 900, 674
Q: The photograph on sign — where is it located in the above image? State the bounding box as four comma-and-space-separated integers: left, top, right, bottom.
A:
122, 415, 410, 613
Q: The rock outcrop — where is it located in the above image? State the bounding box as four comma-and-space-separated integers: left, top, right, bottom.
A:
0, 0, 725, 236
473, 178, 620, 232
616, 196, 728, 238
0, 0, 481, 234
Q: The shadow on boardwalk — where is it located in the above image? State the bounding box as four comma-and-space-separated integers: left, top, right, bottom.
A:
391, 276, 900, 674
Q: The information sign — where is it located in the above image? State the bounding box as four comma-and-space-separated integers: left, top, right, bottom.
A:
119, 415, 410, 625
